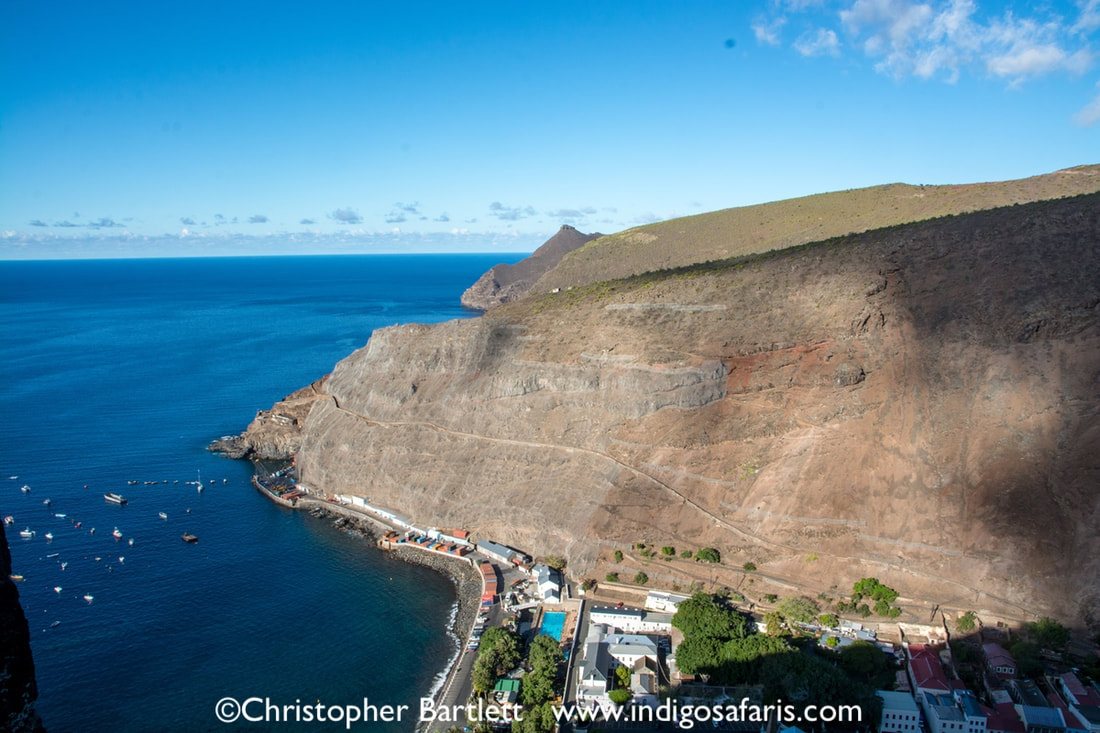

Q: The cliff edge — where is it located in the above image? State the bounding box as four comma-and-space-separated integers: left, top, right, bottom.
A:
1, 523, 47, 733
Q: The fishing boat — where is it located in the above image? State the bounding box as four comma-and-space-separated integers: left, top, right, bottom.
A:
158, 512, 168, 520
83, 594, 93, 603
111, 527, 122, 539
128, 538, 134, 547
54, 512, 66, 518
3, 516, 13, 525
54, 586, 62, 594
45, 532, 54, 541
19, 528, 34, 539
104, 492, 127, 505
181, 532, 198, 544
20, 485, 31, 494
60, 562, 68, 570
194, 470, 204, 493
43, 498, 51, 507
10, 574, 24, 581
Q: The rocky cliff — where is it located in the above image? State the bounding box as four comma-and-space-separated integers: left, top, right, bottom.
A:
459, 224, 600, 310
230, 191, 1100, 632
1, 523, 47, 733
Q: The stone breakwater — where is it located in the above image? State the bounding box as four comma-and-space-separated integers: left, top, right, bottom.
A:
389, 545, 483, 644
306, 504, 379, 540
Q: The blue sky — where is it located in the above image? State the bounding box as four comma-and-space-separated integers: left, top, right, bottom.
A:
1, 0, 1097, 257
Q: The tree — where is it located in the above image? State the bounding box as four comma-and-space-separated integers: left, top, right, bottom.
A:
672, 635, 724, 676
605, 572, 619, 582
696, 547, 722, 563
680, 550, 693, 559
608, 688, 633, 706
852, 578, 898, 604
615, 664, 632, 689
743, 562, 757, 572
1026, 617, 1069, 649
839, 640, 892, 687
523, 635, 565, 707
819, 613, 839, 628
543, 554, 567, 572
581, 578, 598, 592
672, 593, 748, 641
470, 626, 522, 692
513, 702, 557, 733
661, 545, 675, 556
778, 596, 820, 624
956, 611, 977, 632
613, 549, 623, 563
825, 636, 840, 648
764, 610, 786, 636
633, 571, 649, 585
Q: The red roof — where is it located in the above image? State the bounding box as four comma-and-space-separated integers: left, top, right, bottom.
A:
1061, 672, 1100, 707
986, 703, 1025, 733
909, 645, 951, 692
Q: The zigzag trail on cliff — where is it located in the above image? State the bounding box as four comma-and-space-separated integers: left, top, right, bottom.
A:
323, 395, 1038, 621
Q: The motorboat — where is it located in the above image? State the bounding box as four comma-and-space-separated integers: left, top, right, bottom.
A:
111, 527, 122, 539
19, 527, 34, 539
104, 493, 127, 505
181, 532, 198, 543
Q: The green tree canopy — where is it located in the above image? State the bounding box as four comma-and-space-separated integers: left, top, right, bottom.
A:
671, 593, 747, 641
778, 596, 820, 624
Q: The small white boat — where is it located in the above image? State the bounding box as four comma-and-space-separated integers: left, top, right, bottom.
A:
118, 557, 125, 564
19, 527, 34, 539
194, 470, 204, 493
43, 498, 51, 507
111, 527, 122, 539
8, 475, 17, 480
20, 485, 31, 494
54, 513, 66, 518
104, 493, 127, 505
45, 532, 54, 541
60, 562, 68, 570
127, 538, 134, 547
54, 586, 62, 594
158, 512, 168, 520
83, 594, 93, 603
3, 515, 13, 525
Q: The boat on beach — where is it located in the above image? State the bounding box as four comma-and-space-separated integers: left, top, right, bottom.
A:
104, 492, 127, 505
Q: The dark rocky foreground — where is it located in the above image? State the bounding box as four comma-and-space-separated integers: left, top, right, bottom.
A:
0, 522, 47, 733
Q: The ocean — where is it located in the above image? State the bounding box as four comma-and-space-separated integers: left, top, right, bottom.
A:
0, 254, 525, 732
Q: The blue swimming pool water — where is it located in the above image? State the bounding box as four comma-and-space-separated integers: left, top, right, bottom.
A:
541, 610, 566, 641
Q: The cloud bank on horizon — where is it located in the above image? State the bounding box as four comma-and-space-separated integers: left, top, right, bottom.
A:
1, 0, 1096, 257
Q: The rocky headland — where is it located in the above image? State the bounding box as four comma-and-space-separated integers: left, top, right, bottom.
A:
217, 171, 1100, 634
459, 224, 600, 310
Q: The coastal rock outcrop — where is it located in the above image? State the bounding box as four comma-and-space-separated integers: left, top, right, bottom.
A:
459, 224, 600, 311
232, 192, 1100, 632
0, 523, 47, 733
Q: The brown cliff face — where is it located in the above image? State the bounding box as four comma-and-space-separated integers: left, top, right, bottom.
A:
246, 192, 1100, 631
459, 225, 601, 310
1, 523, 47, 733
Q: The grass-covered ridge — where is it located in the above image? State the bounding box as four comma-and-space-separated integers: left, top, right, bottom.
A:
531, 164, 1100, 294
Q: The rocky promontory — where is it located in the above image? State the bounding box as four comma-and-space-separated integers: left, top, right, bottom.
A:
459, 224, 600, 310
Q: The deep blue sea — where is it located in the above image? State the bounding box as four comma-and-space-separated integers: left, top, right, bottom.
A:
0, 254, 525, 733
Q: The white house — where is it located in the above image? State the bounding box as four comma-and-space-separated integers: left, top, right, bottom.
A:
574, 624, 661, 716
590, 605, 673, 634
879, 690, 920, 733
533, 564, 562, 604
645, 590, 689, 613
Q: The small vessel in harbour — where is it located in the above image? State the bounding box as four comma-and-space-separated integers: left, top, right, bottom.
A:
20, 485, 31, 494
10, 574, 24, 581
3, 515, 13, 525
19, 527, 34, 539
181, 532, 198, 544
104, 492, 127, 505
195, 471, 204, 493
158, 512, 168, 520
43, 498, 51, 507
54, 586, 62, 594
83, 594, 93, 603
45, 532, 54, 541
111, 527, 122, 539
54, 513, 66, 518
128, 538, 134, 547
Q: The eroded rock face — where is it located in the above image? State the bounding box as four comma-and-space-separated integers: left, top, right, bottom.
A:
1, 523, 47, 733
459, 225, 601, 311
242, 194, 1100, 630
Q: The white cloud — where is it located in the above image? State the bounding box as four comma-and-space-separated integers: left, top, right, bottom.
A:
795, 27, 841, 56
753, 15, 787, 45
1073, 0, 1100, 35
1074, 84, 1100, 126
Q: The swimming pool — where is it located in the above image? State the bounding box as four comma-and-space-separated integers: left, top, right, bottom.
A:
540, 611, 566, 641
